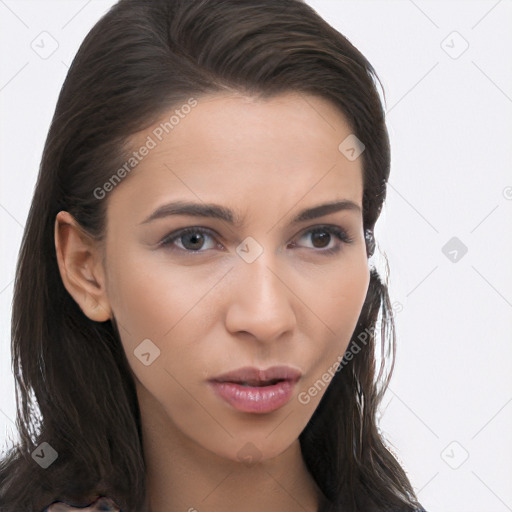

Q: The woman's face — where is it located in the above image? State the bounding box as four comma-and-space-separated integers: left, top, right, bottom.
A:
101, 91, 369, 462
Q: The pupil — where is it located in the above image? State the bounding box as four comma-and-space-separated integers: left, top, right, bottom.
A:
183, 233, 204, 250
312, 231, 330, 248
179, 231, 331, 250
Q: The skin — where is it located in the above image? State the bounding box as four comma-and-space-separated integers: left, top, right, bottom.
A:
54, 91, 370, 512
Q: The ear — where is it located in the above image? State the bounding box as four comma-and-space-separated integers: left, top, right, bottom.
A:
54, 210, 112, 322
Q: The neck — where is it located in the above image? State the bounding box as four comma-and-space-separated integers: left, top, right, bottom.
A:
136, 382, 324, 512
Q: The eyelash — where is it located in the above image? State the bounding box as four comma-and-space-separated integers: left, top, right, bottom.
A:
159, 225, 353, 256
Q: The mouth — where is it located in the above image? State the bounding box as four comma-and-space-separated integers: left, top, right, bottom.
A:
210, 365, 302, 386
208, 365, 301, 414
235, 378, 285, 387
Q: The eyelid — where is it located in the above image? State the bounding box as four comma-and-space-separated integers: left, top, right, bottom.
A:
159, 226, 222, 252
159, 224, 353, 253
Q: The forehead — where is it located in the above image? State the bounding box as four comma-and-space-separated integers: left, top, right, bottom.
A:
145, 91, 355, 157
107, 91, 364, 222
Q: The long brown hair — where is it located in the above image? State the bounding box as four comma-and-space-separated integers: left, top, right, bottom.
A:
0, 1, 423, 511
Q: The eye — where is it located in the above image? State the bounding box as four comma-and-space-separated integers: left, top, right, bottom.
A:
159, 225, 353, 255
291, 225, 353, 254
159, 227, 220, 253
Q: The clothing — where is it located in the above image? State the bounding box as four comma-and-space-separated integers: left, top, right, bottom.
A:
42, 495, 427, 512
42, 496, 121, 512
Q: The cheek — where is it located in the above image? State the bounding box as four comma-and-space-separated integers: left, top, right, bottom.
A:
107, 241, 198, 328
108, 243, 369, 372
106, 256, 216, 426
105, 248, 223, 372
324, 259, 369, 332
301, 248, 369, 337
103, 243, 370, 460
107, 265, 175, 345
298, 256, 370, 392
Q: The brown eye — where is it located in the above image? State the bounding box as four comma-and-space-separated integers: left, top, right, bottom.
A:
310, 230, 331, 248
295, 226, 352, 253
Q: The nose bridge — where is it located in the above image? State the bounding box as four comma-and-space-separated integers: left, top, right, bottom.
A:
225, 244, 296, 340
243, 252, 284, 305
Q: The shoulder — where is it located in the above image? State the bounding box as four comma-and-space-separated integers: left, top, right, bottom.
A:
42, 496, 121, 512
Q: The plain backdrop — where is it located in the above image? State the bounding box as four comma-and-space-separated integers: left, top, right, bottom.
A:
1, 1, 511, 511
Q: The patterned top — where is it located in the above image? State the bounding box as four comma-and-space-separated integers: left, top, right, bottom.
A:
42, 495, 427, 512
43, 496, 121, 512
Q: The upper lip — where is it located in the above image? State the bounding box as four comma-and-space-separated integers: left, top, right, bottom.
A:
210, 365, 302, 385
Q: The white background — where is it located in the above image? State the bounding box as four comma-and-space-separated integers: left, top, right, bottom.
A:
1, 1, 511, 511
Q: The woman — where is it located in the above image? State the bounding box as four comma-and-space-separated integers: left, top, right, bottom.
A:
0, 0, 426, 511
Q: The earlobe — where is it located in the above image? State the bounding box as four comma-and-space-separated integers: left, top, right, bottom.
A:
54, 211, 112, 322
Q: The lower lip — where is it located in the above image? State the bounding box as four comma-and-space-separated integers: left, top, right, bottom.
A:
208, 380, 297, 413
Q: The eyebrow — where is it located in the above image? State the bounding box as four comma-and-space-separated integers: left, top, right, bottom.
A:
139, 199, 361, 226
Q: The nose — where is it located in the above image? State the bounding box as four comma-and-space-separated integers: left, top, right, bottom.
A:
224, 254, 297, 343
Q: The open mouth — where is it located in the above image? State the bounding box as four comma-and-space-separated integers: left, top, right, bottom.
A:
208, 376, 297, 413
237, 379, 285, 387
209, 364, 302, 410
211, 365, 301, 384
